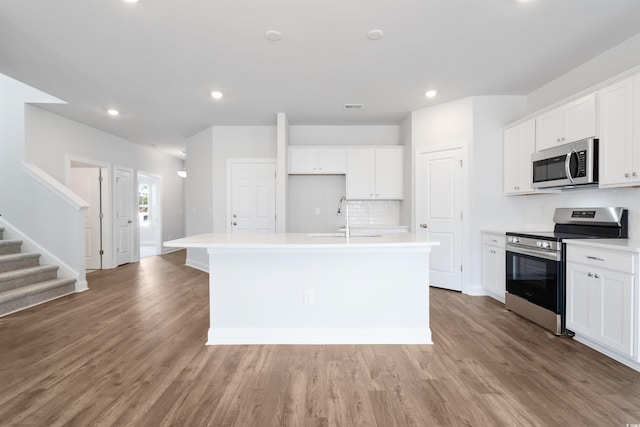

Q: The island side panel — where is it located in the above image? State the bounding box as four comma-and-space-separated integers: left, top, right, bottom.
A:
207, 247, 432, 344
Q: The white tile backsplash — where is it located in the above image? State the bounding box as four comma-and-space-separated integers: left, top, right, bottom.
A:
347, 200, 401, 226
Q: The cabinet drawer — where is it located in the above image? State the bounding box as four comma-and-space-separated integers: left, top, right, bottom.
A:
482, 233, 505, 248
566, 246, 635, 274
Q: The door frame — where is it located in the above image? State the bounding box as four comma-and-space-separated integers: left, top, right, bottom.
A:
137, 171, 163, 258
226, 158, 277, 233
65, 155, 112, 270
414, 141, 470, 293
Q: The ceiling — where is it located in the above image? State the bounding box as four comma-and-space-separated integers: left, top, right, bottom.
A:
2, 0, 640, 159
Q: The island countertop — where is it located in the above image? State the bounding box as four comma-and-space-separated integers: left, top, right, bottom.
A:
163, 232, 437, 345
164, 232, 439, 251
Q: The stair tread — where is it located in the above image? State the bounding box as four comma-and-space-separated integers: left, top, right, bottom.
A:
0, 278, 76, 303
0, 253, 40, 262
0, 239, 22, 245
0, 264, 58, 280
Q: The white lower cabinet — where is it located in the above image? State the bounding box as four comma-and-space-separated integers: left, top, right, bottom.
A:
481, 232, 505, 303
566, 243, 638, 366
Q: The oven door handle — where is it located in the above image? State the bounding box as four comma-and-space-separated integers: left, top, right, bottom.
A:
506, 244, 561, 262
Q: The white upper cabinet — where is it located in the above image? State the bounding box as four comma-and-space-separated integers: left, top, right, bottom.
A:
598, 76, 635, 186
288, 147, 346, 174
346, 147, 404, 199
535, 93, 597, 151
504, 119, 535, 195
599, 74, 640, 187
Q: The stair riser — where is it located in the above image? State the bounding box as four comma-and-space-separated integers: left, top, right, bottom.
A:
0, 282, 75, 317
0, 243, 22, 256
0, 257, 40, 274
0, 270, 58, 293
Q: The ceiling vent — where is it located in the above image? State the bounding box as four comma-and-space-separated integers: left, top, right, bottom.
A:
344, 104, 364, 109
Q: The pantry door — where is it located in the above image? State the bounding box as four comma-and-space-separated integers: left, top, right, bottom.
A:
416, 147, 464, 291
228, 160, 276, 233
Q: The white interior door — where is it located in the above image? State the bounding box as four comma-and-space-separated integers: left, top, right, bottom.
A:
229, 162, 276, 233
115, 167, 134, 265
417, 148, 463, 291
69, 167, 102, 270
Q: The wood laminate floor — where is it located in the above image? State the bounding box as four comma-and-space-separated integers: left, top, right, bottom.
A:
1, 250, 640, 426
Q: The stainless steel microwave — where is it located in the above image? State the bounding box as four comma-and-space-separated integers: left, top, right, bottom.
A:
531, 138, 598, 189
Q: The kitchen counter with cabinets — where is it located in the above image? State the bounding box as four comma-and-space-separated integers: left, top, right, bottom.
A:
565, 239, 640, 372
164, 233, 438, 345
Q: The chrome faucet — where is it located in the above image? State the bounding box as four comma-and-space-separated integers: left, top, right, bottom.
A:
337, 196, 350, 238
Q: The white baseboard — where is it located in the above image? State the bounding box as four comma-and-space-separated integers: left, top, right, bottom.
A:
463, 283, 487, 296
161, 247, 184, 255
206, 327, 433, 345
573, 334, 640, 373
185, 258, 209, 273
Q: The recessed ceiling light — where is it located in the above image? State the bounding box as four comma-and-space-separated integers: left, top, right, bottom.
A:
367, 29, 384, 40
425, 90, 438, 98
122, 0, 139, 3
265, 30, 283, 41
211, 90, 224, 100
107, 109, 120, 116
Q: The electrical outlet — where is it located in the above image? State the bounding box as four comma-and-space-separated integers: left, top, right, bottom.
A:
303, 290, 315, 305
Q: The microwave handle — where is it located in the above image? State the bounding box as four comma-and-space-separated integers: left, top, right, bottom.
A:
565, 149, 576, 184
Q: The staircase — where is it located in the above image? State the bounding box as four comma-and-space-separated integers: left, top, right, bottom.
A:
0, 227, 76, 317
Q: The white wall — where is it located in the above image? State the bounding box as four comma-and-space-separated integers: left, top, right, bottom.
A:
527, 33, 640, 114
410, 96, 528, 293
212, 126, 277, 232
411, 98, 474, 148
287, 175, 346, 233
399, 116, 413, 227
1, 74, 88, 290
24, 106, 185, 259
184, 127, 214, 270
289, 125, 399, 146
183, 125, 277, 270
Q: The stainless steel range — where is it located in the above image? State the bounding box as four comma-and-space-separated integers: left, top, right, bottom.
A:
505, 207, 628, 335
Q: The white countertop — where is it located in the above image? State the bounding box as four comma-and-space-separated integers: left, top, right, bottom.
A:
564, 239, 640, 253
164, 232, 438, 250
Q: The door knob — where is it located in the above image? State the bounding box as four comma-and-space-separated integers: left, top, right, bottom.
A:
420, 224, 427, 228
233, 214, 237, 218
232, 222, 237, 226
127, 220, 133, 224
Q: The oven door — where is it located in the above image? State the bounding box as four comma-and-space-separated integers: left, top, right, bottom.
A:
505, 244, 563, 313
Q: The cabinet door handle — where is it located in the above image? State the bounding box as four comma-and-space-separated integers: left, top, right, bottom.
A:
625, 173, 630, 178
586, 256, 605, 261
588, 272, 593, 277
633, 172, 638, 177
594, 274, 600, 279
491, 239, 498, 243
420, 224, 428, 229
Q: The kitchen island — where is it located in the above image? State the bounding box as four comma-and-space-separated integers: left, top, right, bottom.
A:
164, 233, 438, 345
